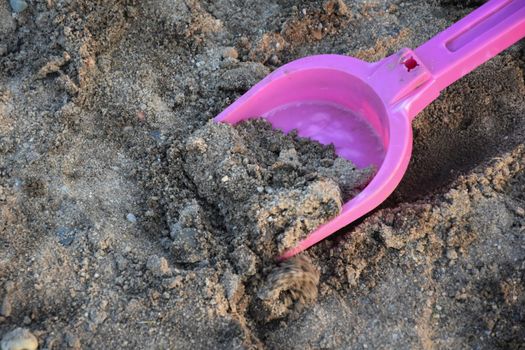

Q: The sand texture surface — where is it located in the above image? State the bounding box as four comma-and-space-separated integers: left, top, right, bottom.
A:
1, 0, 525, 348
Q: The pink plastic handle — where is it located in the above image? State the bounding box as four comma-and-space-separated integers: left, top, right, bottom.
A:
405, 0, 525, 119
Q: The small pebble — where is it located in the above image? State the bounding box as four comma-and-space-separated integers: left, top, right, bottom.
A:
515, 207, 525, 217
222, 47, 238, 59
126, 213, 137, 223
9, 0, 27, 13
268, 55, 280, 65
446, 249, 458, 260
1, 328, 38, 350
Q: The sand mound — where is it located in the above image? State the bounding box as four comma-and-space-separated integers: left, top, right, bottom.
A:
1, 0, 524, 348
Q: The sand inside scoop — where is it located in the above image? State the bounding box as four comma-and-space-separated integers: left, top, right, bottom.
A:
176, 118, 375, 262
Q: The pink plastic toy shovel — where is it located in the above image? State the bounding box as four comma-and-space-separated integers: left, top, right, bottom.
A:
215, 0, 525, 259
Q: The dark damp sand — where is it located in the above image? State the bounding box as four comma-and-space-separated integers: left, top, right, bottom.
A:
1, 0, 524, 348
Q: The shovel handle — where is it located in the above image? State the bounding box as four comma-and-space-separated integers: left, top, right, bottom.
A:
406, 0, 525, 119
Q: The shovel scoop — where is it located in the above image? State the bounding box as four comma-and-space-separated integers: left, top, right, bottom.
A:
214, 0, 525, 259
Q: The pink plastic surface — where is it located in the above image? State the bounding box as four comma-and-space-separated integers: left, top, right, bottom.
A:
214, 0, 525, 259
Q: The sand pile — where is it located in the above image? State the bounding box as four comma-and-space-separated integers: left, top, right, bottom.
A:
177, 119, 372, 260
152, 118, 373, 321
1, 0, 524, 348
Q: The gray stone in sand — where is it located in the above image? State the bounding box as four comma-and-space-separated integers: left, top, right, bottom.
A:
126, 213, 137, 223
1, 328, 38, 350
9, 0, 27, 13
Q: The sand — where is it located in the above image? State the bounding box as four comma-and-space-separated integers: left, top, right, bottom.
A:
158, 118, 373, 322
179, 119, 372, 258
1, 0, 525, 348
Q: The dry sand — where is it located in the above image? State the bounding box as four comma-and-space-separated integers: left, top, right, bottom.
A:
1, 0, 525, 349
